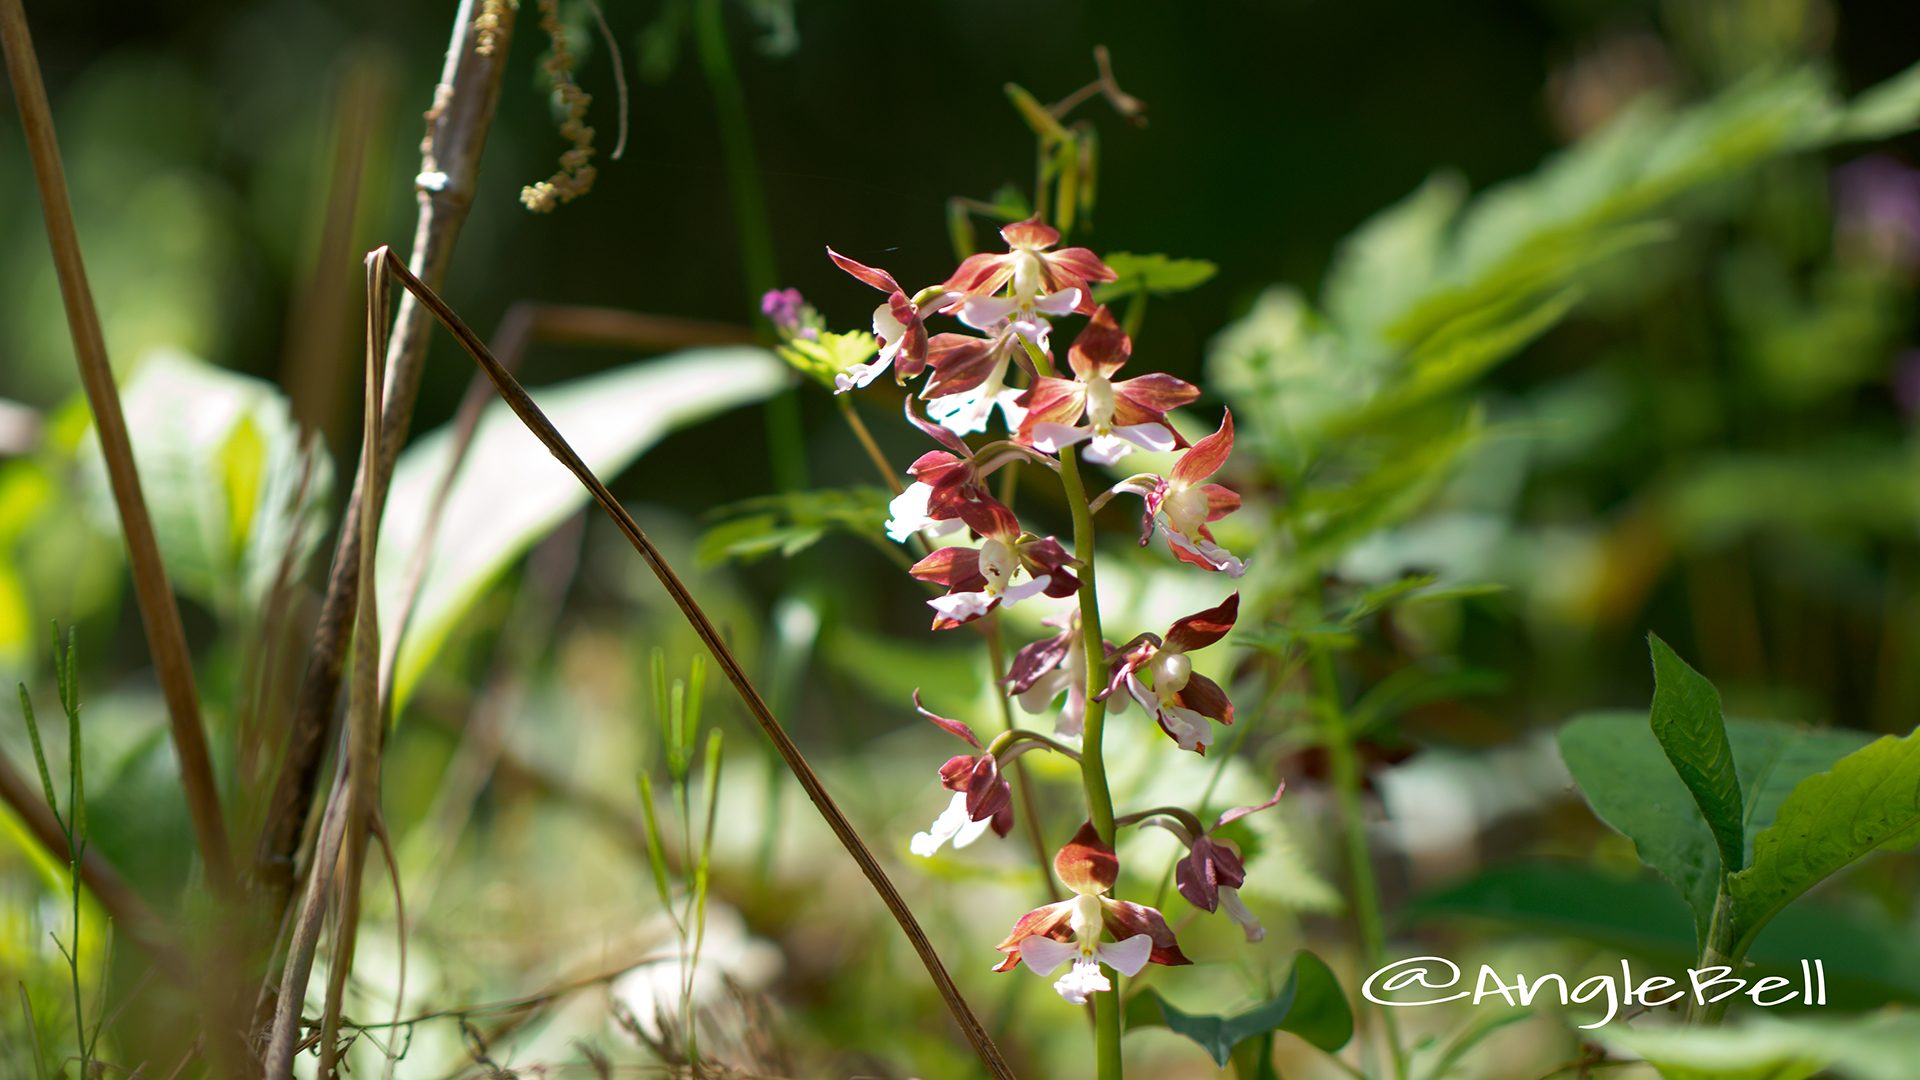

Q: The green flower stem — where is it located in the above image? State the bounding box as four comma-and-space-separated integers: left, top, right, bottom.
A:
1313, 643, 1406, 1080
1021, 334, 1123, 1078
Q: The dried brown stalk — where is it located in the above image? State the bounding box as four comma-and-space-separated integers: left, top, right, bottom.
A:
254, 0, 513, 908
1, 0, 233, 894
362, 245, 1017, 1078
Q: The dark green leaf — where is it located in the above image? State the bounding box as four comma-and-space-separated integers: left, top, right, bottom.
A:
1647, 634, 1746, 875
1128, 950, 1351, 1066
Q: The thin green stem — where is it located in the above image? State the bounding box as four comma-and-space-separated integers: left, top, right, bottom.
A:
1021, 331, 1122, 1077
1313, 643, 1406, 1080
985, 614, 1065, 902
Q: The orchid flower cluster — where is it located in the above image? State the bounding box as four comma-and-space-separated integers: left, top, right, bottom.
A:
772, 216, 1276, 1009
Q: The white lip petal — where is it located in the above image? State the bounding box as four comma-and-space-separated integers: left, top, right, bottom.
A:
1050, 957, 1111, 1004
1017, 669, 1070, 715
1015, 934, 1077, 977
957, 295, 1018, 330
1125, 670, 1157, 717
1083, 433, 1131, 466
885, 482, 937, 542
928, 387, 996, 436
1115, 422, 1176, 453
1000, 574, 1052, 606
1220, 888, 1266, 942
928, 590, 996, 623
1097, 934, 1154, 977
910, 791, 975, 857
872, 302, 907, 340
1035, 287, 1081, 316
1164, 526, 1247, 576
951, 812, 994, 850
1028, 422, 1091, 454
1158, 704, 1214, 752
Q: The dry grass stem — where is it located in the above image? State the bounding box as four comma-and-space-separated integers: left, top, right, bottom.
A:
1, 0, 233, 895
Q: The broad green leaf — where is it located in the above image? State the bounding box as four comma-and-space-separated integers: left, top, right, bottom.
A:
1598, 1012, 1920, 1080
1094, 252, 1218, 302
81, 350, 333, 617
1560, 710, 1721, 942
1127, 950, 1352, 1065
377, 347, 787, 711
1560, 712, 1870, 944
1647, 634, 1745, 875
1730, 727, 1920, 955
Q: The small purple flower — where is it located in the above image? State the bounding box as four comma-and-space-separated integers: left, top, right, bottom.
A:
760, 287, 815, 338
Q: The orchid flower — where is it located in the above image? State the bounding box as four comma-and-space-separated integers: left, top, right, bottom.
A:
920, 327, 1031, 437
995, 822, 1190, 1004
1115, 409, 1246, 576
887, 401, 1052, 542
826, 248, 950, 391
1017, 307, 1200, 465
1004, 610, 1105, 739
1135, 781, 1286, 942
941, 216, 1115, 317
908, 693, 1015, 856
909, 497, 1079, 630
1103, 593, 1238, 753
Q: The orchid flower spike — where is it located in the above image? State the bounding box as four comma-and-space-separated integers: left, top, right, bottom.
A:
1103, 593, 1239, 753
1017, 306, 1200, 465
909, 497, 1079, 630
994, 822, 1190, 1003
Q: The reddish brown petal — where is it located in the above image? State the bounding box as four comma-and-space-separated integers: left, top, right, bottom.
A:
1054, 821, 1119, 895
909, 547, 984, 590
993, 899, 1076, 971
1100, 899, 1192, 966
940, 251, 1016, 297
1041, 568, 1081, 598
923, 333, 1002, 398
1018, 535, 1074, 576
1014, 378, 1087, 439
965, 756, 1012, 821
892, 295, 929, 377
1005, 629, 1071, 694
915, 689, 983, 748
904, 397, 970, 454
1066, 306, 1132, 380
1000, 215, 1060, 250
955, 495, 1021, 540
1175, 836, 1247, 912
1202, 483, 1241, 522
826, 247, 902, 294
1111, 373, 1201, 426
1047, 245, 1117, 284
990, 800, 1015, 838
1164, 593, 1239, 653
1174, 672, 1235, 726
1172, 409, 1234, 486
939, 754, 975, 790
1216, 779, 1286, 829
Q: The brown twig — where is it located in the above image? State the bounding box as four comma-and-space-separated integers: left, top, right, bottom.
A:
254, 0, 513, 909
2, 0, 233, 895
364, 245, 1016, 1078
